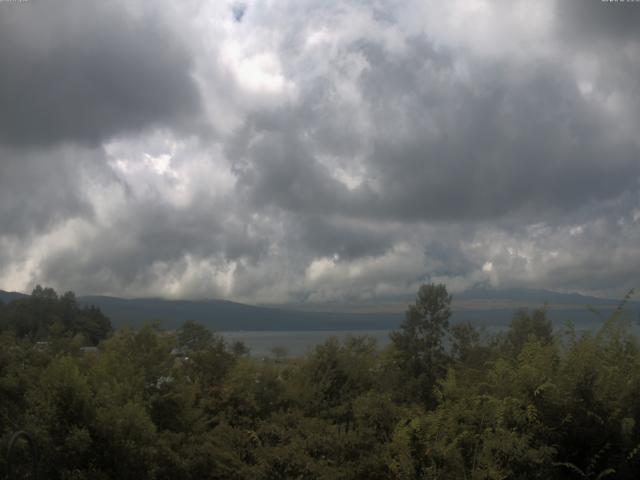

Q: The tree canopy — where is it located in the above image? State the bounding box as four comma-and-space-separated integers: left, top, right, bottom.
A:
1, 285, 640, 479
0, 285, 112, 345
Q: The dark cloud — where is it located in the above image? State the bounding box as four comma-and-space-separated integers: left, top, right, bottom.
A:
294, 216, 395, 260
367, 58, 639, 221
557, 0, 640, 43
482, 213, 640, 296
1, 0, 640, 300
229, 123, 355, 215
424, 239, 477, 277
0, 0, 201, 147
0, 144, 105, 237
32, 192, 271, 296
229, 36, 640, 224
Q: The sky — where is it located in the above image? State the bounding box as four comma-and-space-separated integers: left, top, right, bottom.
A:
1, 0, 639, 303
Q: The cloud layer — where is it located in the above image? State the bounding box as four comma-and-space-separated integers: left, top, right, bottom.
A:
1, 0, 639, 302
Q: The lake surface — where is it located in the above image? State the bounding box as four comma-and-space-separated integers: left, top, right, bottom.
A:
222, 329, 392, 357
222, 316, 640, 357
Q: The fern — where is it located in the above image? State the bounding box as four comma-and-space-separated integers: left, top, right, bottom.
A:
553, 461, 615, 479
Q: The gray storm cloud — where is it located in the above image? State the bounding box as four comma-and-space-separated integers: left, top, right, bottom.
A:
0, 0, 639, 301
0, 0, 201, 147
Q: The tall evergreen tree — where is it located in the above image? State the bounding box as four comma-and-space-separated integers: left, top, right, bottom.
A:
390, 283, 452, 406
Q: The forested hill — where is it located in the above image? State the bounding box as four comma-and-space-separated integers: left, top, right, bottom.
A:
0, 290, 28, 303
2, 288, 638, 331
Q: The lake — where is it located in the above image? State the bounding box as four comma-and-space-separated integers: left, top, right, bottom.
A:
221, 329, 393, 357
221, 316, 640, 357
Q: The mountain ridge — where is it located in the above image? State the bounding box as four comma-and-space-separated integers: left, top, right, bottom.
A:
2, 288, 637, 331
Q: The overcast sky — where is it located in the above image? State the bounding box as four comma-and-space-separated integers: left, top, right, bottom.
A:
1, 0, 639, 303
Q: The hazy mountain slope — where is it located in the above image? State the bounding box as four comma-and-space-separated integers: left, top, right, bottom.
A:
76, 289, 640, 331
2, 288, 637, 331
77, 295, 403, 331
0, 290, 28, 303
455, 287, 626, 307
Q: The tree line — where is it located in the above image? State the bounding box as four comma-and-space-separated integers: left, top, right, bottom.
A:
0, 284, 639, 479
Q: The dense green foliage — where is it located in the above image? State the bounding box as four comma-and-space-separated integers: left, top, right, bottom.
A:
1, 285, 639, 479
0, 286, 112, 346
